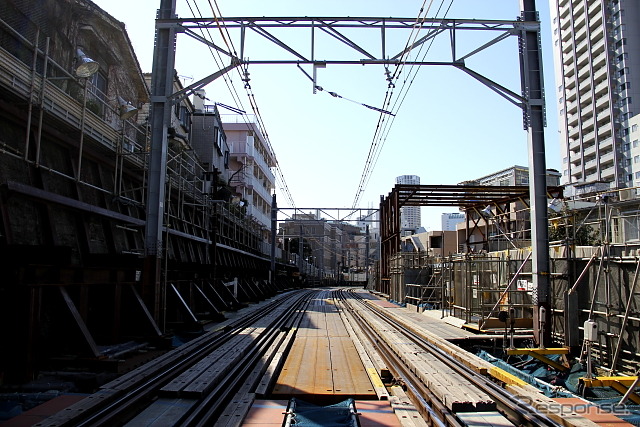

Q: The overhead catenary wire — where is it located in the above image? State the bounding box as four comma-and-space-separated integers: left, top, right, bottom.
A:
206, 0, 297, 209
351, 0, 435, 207
360, 0, 455, 199
184, 0, 297, 209
351, 0, 455, 208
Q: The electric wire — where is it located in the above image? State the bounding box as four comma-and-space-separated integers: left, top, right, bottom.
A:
351, 0, 456, 208
361, 0, 455, 199
208, 0, 297, 209
351, 0, 435, 207
184, 0, 297, 209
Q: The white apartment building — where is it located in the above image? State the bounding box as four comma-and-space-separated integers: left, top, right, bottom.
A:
441, 212, 465, 231
222, 115, 276, 230
395, 175, 421, 234
549, 0, 640, 193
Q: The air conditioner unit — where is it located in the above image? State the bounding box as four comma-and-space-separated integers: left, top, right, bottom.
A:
619, 189, 634, 201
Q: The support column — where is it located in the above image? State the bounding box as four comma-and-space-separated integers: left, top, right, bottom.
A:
270, 193, 277, 284
144, 0, 177, 324
520, 0, 550, 345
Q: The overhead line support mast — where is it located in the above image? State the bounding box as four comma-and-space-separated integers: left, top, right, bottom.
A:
147, 2, 549, 342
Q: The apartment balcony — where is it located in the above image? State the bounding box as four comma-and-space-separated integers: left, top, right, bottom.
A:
564, 61, 576, 78
569, 137, 582, 152
598, 122, 612, 136
582, 116, 595, 129
565, 86, 577, 101
589, 16, 604, 35
230, 141, 255, 158
0, 45, 146, 170
595, 94, 610, 109
576, 50, 591, 69
598, 136, 613, 150
590, 37, 605, 56
573, 11, 586, 28
567, 112, 579, 127
247, 175, 274, 205
563, 51, 575, 67
596, 108, 612, 124
578, 64, 591, 80
583, 130, 596, 144
592, 51, 607, 70
578, 78, 591, 94
594, 64, 609, 81
574, 25, 587, 43
584, 161, 597, 175
246, 205, 270, 229
600, 150, 615, 165
587, 0, 601, 15
568, 125, 580, 140
571, 170, 583, 181
579, 90, 594, 107
600, 166, 616, 180
583, 143, 597, 157
562, 37, 574, 55
570, 152, 582, 167
594, 80, 609, 98
567, 99, 578, 114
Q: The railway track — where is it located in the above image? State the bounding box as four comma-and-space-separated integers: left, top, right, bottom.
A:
35, 288, 564, 426
35, 289, 317, 427
334, 288, 561, 427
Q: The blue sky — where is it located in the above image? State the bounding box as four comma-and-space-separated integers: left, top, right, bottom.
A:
94, 0, 560, 229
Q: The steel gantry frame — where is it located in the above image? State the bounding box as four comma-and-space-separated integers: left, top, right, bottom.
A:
147, 0, 550, 340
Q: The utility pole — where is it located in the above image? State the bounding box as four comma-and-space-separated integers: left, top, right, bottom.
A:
270, 193, 277, 285
520, 0, 550, 346
144, 0, 177, 325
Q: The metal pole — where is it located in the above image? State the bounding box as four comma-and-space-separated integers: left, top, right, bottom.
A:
520, 0, 550, 345
298, 225, 304, 274
270, 193, 277, 284
365, 225, 370, 286
144, 0, 177, 321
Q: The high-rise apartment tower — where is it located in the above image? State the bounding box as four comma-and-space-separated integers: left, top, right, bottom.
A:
396, 175, 421, 234
549, 0, 640, 193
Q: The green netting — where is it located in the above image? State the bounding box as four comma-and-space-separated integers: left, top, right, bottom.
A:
288, 398, 358, 426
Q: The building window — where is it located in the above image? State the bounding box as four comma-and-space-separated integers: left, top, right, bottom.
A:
86, 71, 107, 117
634, 155, 640, 163
634, 140, 639, 148
624, 143, 630, 151
636, 172, 640, 179
563, 157, 568, 163
633, 124, 639, 132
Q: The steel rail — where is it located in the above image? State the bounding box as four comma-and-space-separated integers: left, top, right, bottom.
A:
38, 290, 315, 427
333, 292, 459, 427
178, 290, 314, 425
339, 289, 560, 427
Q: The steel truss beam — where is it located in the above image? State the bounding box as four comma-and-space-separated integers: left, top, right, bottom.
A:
278, 207, 378, 223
